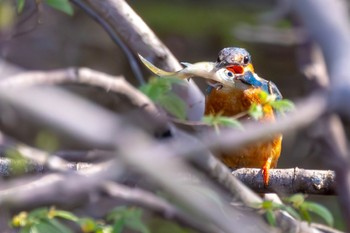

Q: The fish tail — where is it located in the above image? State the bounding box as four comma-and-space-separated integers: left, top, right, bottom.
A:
138, 54, 176, 77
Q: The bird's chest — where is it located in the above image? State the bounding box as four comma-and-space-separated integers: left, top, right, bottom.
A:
205, 87, 275, 121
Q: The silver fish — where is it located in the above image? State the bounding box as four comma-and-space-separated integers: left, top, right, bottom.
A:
138, 54, 238, 87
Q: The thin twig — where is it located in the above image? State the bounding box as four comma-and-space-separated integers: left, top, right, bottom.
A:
0, 160, 123, 209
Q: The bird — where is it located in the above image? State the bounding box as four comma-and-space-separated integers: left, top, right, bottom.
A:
138, 48, 283, 185
206, 47, 282, 185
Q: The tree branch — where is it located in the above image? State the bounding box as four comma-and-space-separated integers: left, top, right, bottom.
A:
80, 0, 205, 120
0, 160, 123, 209
0, 67, 171, 142
292, 0, 350, 229
232, 168, 335, 195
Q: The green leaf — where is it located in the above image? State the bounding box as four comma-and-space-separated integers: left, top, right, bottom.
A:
17, 0, 25, 13
140, 80, 169, 100
30, 219, 72, 233
261, 200, 273, 209
299, 207, 312, 224
270, 99, 295, 113
202, 115, 243, 129
301, 202, 334, 226
125, 218, 150, 233
215, 117, 243, 129
107, 206, 129, 221
248, 103, 263, 120
281, 206, 301, 220
265, 209, 276, 226
140, 77, 187, 119
79, 218, 97, 232
112, 219, 125, 233
19, 226, 31, 233
52, 210, 79, 222
35, 131, 59, 152
99, 226, 113, 233
258, 90, 269, 103
6, 148, 28, 176
44, 0, 74, 15
158, 93, 186, 120
0, 1, 15, 30
44, 219, 74, 233
284, 194, 305, 208
26, 225, 40, 233
140, 77, 183, 101
27, 208, 49, 219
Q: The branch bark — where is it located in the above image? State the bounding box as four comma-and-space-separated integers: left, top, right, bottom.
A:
232, 168, 335, 195
79, 0, 205, 120
292, 0, 350, 229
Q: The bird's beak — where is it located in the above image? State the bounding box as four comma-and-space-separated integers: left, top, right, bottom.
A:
226, 65, 244, 75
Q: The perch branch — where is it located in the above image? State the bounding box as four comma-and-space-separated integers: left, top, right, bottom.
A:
232, 168, 335, 195
187, 145, 327, 232
116, 130, 273, 233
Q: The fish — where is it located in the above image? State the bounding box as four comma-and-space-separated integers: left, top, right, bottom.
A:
138, 54, 242, 88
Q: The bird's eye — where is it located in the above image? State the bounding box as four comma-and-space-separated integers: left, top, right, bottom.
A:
243, 55, 250, 65
225, 70, 233, 77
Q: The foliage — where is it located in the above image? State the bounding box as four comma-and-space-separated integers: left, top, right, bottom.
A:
107, 206, 150, 233
248, 90, 295, 120
16, 0, 25, 13
149, 217, 196, 233
12, 206, 150, 233
203, 90, 294, 131
140, 77, 187, 120
16, 0, 73, 15
284, 194, 334, 226
5, 148, 28, 176
35, 130, 60, 153
255, 194, 334, 227
0, 1, 15, 30
202, 114, 243, 133
11, 207, 76, 233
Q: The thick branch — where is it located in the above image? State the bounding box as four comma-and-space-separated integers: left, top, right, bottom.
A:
82, 0, 181, 71
0, 68, 158, 118
81, 0, 204, 120
293, 0, 350, 228
0, 68, 171, 142
232, 168, 335, 195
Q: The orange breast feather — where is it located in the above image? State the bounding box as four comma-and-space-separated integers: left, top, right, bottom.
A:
205, 87, 282, 185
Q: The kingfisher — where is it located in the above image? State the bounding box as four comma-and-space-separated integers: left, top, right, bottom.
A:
138, 47, 283, 185
207, 47, 282, 185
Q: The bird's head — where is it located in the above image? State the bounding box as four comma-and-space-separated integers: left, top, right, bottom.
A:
216, 47, 254, 75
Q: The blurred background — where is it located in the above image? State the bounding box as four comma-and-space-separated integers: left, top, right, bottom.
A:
0, 0, 344, 230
